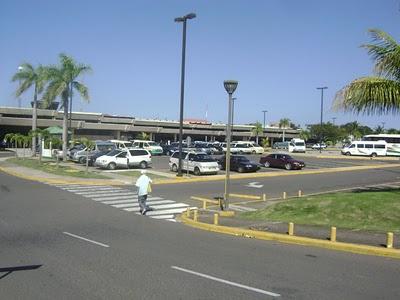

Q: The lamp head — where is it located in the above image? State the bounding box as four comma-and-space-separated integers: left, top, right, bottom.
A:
175, 13, 196, 22
223, 80, 238, 95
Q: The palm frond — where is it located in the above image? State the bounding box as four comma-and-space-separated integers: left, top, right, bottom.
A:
73, 81, 90, 102
333, 77, 400, 115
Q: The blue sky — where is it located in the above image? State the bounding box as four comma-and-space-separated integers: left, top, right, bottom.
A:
1, 0, 399, 129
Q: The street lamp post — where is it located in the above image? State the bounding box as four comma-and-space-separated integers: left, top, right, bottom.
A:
232, 97, 237, 126
223, 80, 238, 210
175, 12, 196, 177
262, 109, 268, 131
317, 87, 328, 153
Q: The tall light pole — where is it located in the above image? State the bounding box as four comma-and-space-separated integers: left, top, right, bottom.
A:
175, 12, 196, 177
262, 110, 268, 129
317, 86, 328, 153
332, 117, 337, 125
232, 97, 237, 126
17, 66, 23, 108
223, 80, 238, 210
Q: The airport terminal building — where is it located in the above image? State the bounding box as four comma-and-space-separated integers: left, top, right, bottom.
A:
0, 106, 300, 144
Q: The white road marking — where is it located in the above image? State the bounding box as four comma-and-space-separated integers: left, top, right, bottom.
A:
245, 182, 264, 188
171, 266, 280, 297
122, 203, 188, 212
82, 192, 137, 198
90, 195, 138, 201
149, 214, 175, 219
65, 187, 123, 192
140, 207, 196, 215
111, 200, 174, 208
75, 190, 131, 196
101, 198, 165, 205
63, 232, 109, 248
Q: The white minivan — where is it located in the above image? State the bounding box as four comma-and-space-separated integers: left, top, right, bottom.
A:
341, 141, 387, 157
289, 138, 306, 153
131, 140, 163, 155
109, 140, 134, 150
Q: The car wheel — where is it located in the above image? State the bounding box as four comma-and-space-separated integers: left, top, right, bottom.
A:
238, 167, 245, 173
252, 150, 256, 154
194, 167, 201, 176
139, 161, 147, 169
107, 162, 116, 170
285, 163, 292, 170
371, 152, 377, 158
264, 161, 270, 168
78, 157, 85, 164
345, 152, 351, 156
171, 164, 178, 172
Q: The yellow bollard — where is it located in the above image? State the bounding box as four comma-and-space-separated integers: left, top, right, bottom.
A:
262, 193, 267, 201
330, 227, 337, 242
213, 213, 219, 225
193, 209, 198, 222
202, 200, 207, 209
298, 190, 302, 197
387, 232, 394, 248
288, 222, 294, 236
186, 207, 191, 217
283, 192, 287, 199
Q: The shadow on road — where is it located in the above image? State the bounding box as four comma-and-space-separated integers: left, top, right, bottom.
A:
0, 264, 42, 280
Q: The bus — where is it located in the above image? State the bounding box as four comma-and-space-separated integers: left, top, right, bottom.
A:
362, 134, 400, 156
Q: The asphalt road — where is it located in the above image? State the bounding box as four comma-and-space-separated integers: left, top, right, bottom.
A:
1, 171, 400, 299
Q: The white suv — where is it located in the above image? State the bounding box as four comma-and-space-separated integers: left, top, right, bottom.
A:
235, 142, 264, 154
95, 149, 152, 170
169, 151, 219, 175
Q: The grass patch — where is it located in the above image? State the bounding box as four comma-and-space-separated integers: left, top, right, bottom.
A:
240, 189, 400, 233
113, 170, 170, 180
7, 158, 110, 179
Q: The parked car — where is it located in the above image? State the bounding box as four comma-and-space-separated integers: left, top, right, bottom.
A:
229, 143, 254, 154
73, 141, 116, 163
169, 151, 219, 175
218, 155, 260, 173
109, 139, 134, 150
81, 149, 113, 166
260, 153, 305, 170
192, 142, 219, 155
162, 142, 188, 156
312, 143, 327, 150
67, 144, 85, 159
95, 149, 152, 170
131, 140, 163, 155
235, 141, 264, 154
208, 143, 223, 155
272, 142, 289, 150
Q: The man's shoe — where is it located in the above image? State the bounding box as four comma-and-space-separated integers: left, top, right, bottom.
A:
142, 209, 147, 215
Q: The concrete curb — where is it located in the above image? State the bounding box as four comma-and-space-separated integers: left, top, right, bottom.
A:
179, 214, 400, 260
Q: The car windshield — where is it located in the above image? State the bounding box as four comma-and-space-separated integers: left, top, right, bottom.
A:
236, 156, 249, 162
295, 142, 305, 146
194, 154, 214, 161
147, 141, 158, 146
106, 150, 122, 156
123, 142, 133, 147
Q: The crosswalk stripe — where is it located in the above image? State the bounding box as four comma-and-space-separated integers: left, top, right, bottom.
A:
101, 198, 166, 205
75, 190, 129, 195
145, 207, 196, 216
55, 184, 110, 189
90, 195, 137, 201
82, 192, 136, 198
121, 203, 188, 212
65, 187, 123, 192
230, 204, 256, 212
111, 200, 174, 208
149, 214, 175, 219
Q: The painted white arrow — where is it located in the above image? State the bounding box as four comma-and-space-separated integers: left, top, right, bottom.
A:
245, 182, 264, 188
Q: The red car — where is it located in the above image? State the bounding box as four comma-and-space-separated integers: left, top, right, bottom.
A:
259, 153, 305, 170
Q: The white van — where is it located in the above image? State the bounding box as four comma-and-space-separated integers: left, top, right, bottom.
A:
341, 141, 387, 157
235, 141, 264, 154
289, 138, 306, 153
109, 140, 134, 150
131, 140, 163, 155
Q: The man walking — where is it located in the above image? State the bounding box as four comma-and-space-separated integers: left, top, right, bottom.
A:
135, 170, 153, 215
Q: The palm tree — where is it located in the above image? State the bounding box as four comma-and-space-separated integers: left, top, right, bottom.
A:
4, 133, 18, 157
78, 137, 94, 173
12, 63, 48, 156
30, 129, 51, 163
43, 53, 91, 161
334, 29, 400, 114
137, 132, 150, 140
374, 125, 385, 134
251, 122, 263, 144
279, 118, 290, 142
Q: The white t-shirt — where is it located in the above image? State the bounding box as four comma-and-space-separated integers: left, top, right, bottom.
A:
135, 174, 152, 196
